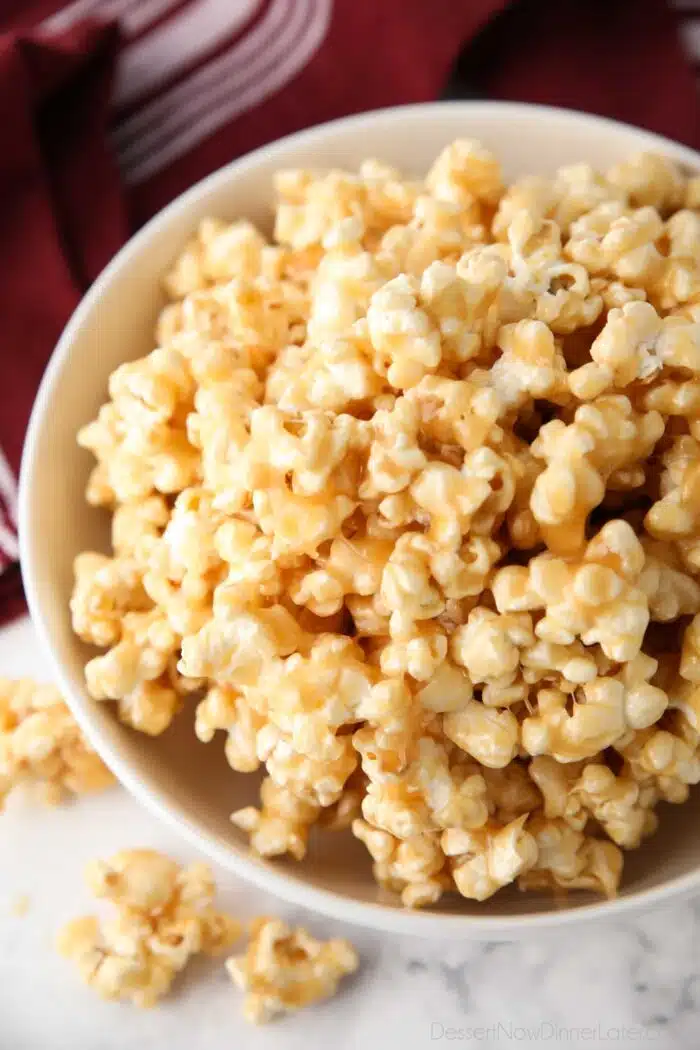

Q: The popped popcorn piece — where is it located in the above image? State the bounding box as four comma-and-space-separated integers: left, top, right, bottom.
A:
519, 638, 598, 690
426, 139, 503, 209
527, 756, 589, 830
646, 435, 700, 570
519, 817, 623, 897
481, 762, 542, 823
569, 301, 700, 399
71, 553, 150, 648
0, 679, 114, 808
617, 718, 700, 804
178, 605, 304, 685
377, 532, 446, 634
378, 623, 447, 681
226, 917, 358, 1024
85, 610, 182, 736
410, 459, 498, 547
680, 613, 700, 683
595, 278, 648, 311
57, 851, 241, 1006
571, 762, 659, 848
490, 319, 568, 410
566, 202, 664, 286
358, 158, 421, 231
377, 195, 485, 277
352, 817, 450, 908
420, 260, 505, 366
367, 274, 442, 389
163, 219, 267, 297
195, 685, 264, 773
521, 653, 668, 762
358, 733, 489, 841
492, 520, 650, 662
652, 210, 700, 310
186, 370, 261, 513
251, 635, 374, 760
78, 350, 200, 505
232, 777, 320, 860
606, 152, 685, 212
214, 518, 284, 611
443, 697, 519, 769
492, 175, 557, 240
451, 607, 535, 689
443, 816, 538, 901
142, 486, 225, 635
405, 373, 501, 454
254, 486, 357, 559
112, 496, 169, 567
493, 163, 627, 242
257, 722, 357, 810
501, 209, 604, 334
175, 279, 303, 377
107, 347, 195, 428
639, 538, 700, 621
307, 243, 385, 342
529, 396, 663, 555
274, 169, 368, 250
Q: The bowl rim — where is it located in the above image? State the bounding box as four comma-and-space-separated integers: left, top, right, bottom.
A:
18, 99, 700, 937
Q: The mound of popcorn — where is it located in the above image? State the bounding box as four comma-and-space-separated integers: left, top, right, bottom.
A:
0, 678, 114, 808
71, 140, 700, 908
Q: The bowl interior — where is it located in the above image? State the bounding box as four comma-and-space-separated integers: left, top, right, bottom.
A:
19, 103, 700, 934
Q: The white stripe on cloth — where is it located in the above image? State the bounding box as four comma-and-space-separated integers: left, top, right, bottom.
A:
679, 17, 700, 61
113, 0, 261, 108
0, 547, 11, 574
41, 0, 140, 33
124, 0, 189, 35
118, 0, 332, 184
42, 0, 186, 39
113, 0, 289, 148
0, 446, 18, 526
0, 515, 19, 561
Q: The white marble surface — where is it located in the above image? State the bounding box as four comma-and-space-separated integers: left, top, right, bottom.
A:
2, 615, 700, 1050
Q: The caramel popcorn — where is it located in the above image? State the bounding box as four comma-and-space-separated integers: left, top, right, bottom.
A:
646, 434, 700, 569
0, 678, 114, 808
232, 776, 320, 860
226, 917, 358, 1024
73, 141, 700, 911
84, 609, 184, 736
529, 397, 663, 555
521, 656, 668, 763
569, 763, 659, 848
493, 520, 650, 662
443, 815, 538, 901
57, 850, 241, 1007
71, 553, 150, 648
520, 817, 623, 898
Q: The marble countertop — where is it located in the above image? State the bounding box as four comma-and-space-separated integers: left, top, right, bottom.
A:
1, 615, 699, 1050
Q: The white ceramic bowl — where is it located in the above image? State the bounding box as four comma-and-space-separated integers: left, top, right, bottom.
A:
19, 102, 700, 938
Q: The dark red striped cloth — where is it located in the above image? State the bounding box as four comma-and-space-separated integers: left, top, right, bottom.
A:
1, 0, 700, 623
